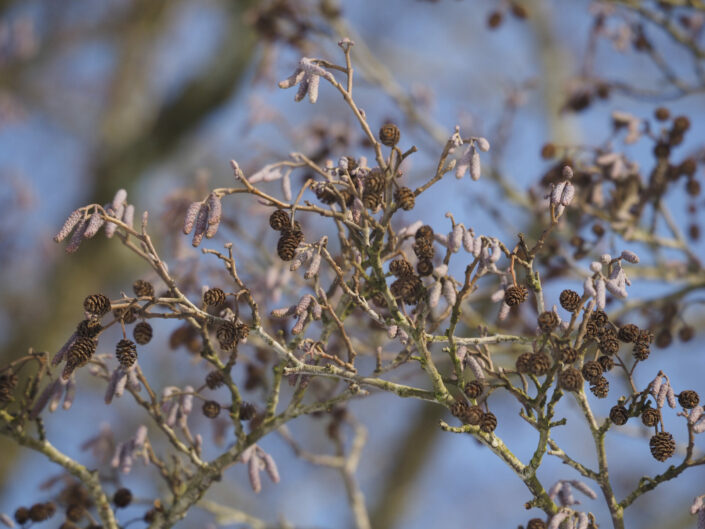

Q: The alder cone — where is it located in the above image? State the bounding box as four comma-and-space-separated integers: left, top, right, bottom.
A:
116, 339, 137, 369
132, 279, 154, 298
515, 352, 532, 374
581, 360, 603, 383
464, 380, 484, 399
529, 352, 551, 376
205, 370, 225, 389
609, 405, 629, 425
76, 318, 102, 339
203, 287, 226, 307
389, 258, 413, 278
416, 258, 434, 277
480, 411, 497, 433
559, 347, 578, 364
558, 367, 583, 392
415, 225, 434, 241
379, 123, 400, 146
537, 311, 559, 333
202, 400, 221, 419
678, 390, 699, 409
466, 405, 484, 425
394, 186, 415, 210
113, 488, 133, 508
597, 355, 614, 372
618, 323, 639, 343
277, 229, 303, 261
83, 293, 111, 317
589, 376, 609, 398
504, 285, 528, 306
269, 209, 290, 231
527, 519, 546, 529
641, 407, 660, 427
559, 289, 581, 312
133, 322, 153, 345
649, 432, 676, 461
412, 237, 435, 260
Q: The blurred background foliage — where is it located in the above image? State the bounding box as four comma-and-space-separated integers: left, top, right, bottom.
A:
0, 0, 704, 528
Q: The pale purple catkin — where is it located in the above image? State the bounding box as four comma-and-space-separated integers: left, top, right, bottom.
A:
590, 261, 602, 273
183, 202, 202, 235
83, 211, 105, 238
291, 313, 307, 335
650, 375, 663, 401
111, 189, 127, 211
180, 385, 194, 417
456, 345, 468, 365
260, 451, 280, 483
248, 454, 262, 493
472, 236, 482, 257
548, 511, 569, 529
278, 67, 305, 89
294, 77, 309, 102
466, 355, 485, 381
463, 229, 474, 252
547, 481, 563, 500
584, 277, 597, 297
281, 171, 293, 201
30, 380, 59, 419
310, 299, 322, 320
577, 512, 589, 529
54, 209, 82, 242
387, 325, 398, 339
690, 406, 704, 424
560, 182, 575, 206
475, 137, 490, 152
621, 250, 640, 264
290, 249, 312, 271
605, 278, 628, 298
48, 378, 67, 413
551, 181, 567, 206
127, 367, 140, 391
62, 377, 76, 410
271, 305, 296, 318
694, 418, 705, 434
498, 302, 510, 321
442, 280, 457, 307
657, 382, 669, 409
470, 147, 481, 181
122, 204, 135, 229
205, 193, 222, 239
0, 513, 14, 528
114, 370, 129, 399
595, 278, 606, 309
691, 495, 705, 515
65, 218, 88, 253
429, 281, 442, 308
192, 204, 209, 247
558, 482, 576, 506
449, 224, 464, 253
295, 295, 313, 315
307, 73, 320, 103
134, 425, 148, 449
570, 480, 597, 499
667, 385, 677, 408
491, 288, 506, 303
53, 333, 77, 366
304, 253, 321, 279
104, 204, 122, 239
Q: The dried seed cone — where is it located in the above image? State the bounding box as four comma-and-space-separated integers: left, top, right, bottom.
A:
234, 322, 250, 343
29, 503, 55, 522
379, 123, 401, 147
77, 319, 102, 338
480, 412, 497, 433
558, 367, 583, 392
116, 339, 137, 369
415, 225, 434, 241
559, 347, 578, 364
466, 405, 484, 425
590, 310, 609, 327
83, 294, 111, 317
113, 488, 133, 508
412, 237, 435, 260
464, 380, 484, 399
633, 343, 650, 361
585, 321, 599, 340
365, 168, 386, 195
516, 352, 533, 374
239, 401, 257, 421
65, 504, 84, 522
527, 519, 547, 529
618, 323, 639, 343
641, 407, 660, 427
133, 279, 154, 298
216, 321, 237, 349
63, 337, 98, 377
581, 360, 603, 383
590, 376, 609, 398
389, 258, 413, 278
416, 259, 434, 277
390, 275, 423, 305
450, 400, 469, 419
205, 370, 225, 389
649, 432, 676, 461
269, 209, 290, 231
609, 405, 629, 425
597, 355, 614, 372
538, 311, 559, 333
678, 390, 699, 409
202, 400, 221, 419
529, 352, 551, 376
600, 336, 620, 355
394, 186, 415, 210
14, 507, 29, 524
559, 289, 581, 312
504, 285, 528, 306
203, 287, 226, 307
133, 322, 153, 345
277, 229, 303, 261
114, 306, 137, 324
0, 372, 18, 402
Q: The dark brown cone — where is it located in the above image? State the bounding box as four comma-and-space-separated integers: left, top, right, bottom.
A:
379, 123, 400, 147
239, 401, 257, 420
234, 322, 249, 343
641, 407, 660, 427
116, 339, 137, 369
113, 488, 133, 508
390, 275, 423, 305
559, 347, 578, 364
538, 311, 559, 333
205, 370, 225, 389
600, 336, 620, 355
655, 328, 672, 348
416, 259, 434, 277
585, 321, 599, 340
415, 225, 434, 241
464, 380, 484, 399
29, 503, 55, 522
77, 318, 102, 338
558, 367, 583, 392
269, 209, 290, 231
63, 337, 98, 378
83, 294, 111, 317
412, 237, 435, 260
504, 285, 528, 306
450, 400, 469, 420
609, 405, 629, 425
678, 390, 699, 409
679, 325, 695, 342
277, 229, 303, 261
394, 186, 415, 210
364, 168, 386, 195
617, 323, 639, 343
466, 405, 483, 425
515, 352, 533, 374
133, 322, 153, 345
590, 310, 608, 327
65, 504, 84, 522
14, 507, 29, 524
581, 360, 603, 383
216, 322, 237, 350
633, 343, 650, 361
589, 376, 609, 398
114, 306, 138, 324
133, 279, 154, 298
527, 518, 546, 529
529, 353, 551, 376
559, 289, 581, 312
202, 400, 221, 419
203, 287, 226, 307
389, 258, 414, 278
649, 432, 676, 461
597, 355, 614, 372
480, 412, 497, 433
